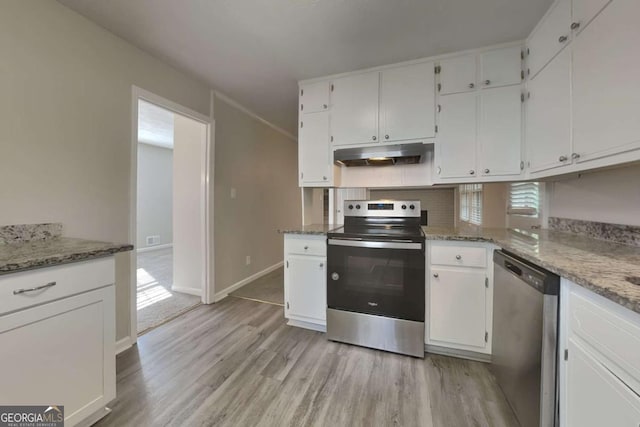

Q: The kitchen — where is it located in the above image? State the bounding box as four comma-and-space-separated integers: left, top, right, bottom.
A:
1, 0, 639, 426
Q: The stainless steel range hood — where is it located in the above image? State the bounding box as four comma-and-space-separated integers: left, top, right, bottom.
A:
334, 143, 429, 167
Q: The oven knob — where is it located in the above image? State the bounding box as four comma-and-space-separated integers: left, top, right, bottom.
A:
331, 272, 340, 281
355, 204, 361, 209
348, 204, 354, 210
401, 204, 407, 209
409, 204, 415, 210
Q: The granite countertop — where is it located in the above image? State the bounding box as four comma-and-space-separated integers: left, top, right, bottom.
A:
278, 224, 343, 235
422, 226, 640, 314
0, 237, 133, 275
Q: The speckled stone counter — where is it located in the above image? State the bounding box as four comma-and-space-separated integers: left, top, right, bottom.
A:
0, 237, 133, 275
422, 226, 640, 315
278, 224, 343, 235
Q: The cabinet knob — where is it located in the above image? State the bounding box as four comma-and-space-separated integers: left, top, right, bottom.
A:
319, 263, 324, 268
385, 134, 389, 140
323, 104, 328, 109
558, 35, 568, 43
433, 273, 439, 278
331, 272, 340, 281
570, 22, 581, 30
323, 176, 327, 180
304, 246, 309, 250
372, 136, 377, 141
559, 155, 568, 162
468, 83, 475, 89
484, 168, 490, 174
484, 80, 491, 86
571, 153, 581, 160
469, 170, 475, 175
456, 255, 462, 260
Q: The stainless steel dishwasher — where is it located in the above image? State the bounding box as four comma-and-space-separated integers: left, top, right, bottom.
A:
492, 250, 560, 427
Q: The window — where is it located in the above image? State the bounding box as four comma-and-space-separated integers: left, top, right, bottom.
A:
508, 182, 540, 217
459, 184, 483, 225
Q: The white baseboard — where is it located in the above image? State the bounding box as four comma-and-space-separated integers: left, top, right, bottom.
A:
115, 336, 133, 355
171, 285, 202, 297
213, 261, 284, 302
137, 243, 173, 253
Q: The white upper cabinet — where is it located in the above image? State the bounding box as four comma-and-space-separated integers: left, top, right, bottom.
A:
436, 91, 477, 179
526, 48, 572, 173
572, 0, 640, 163
479, 46, 523, 89
438, 55, 477, 95
380, 61, 435, 142
330, 72, 379, 146
299, 82, 330, 114
299, 112, 330, 186
572, 0, 612, 35
478, 85, 522, 176
527, 0, 571, 79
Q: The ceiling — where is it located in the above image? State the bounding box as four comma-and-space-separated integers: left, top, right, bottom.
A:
138, 100, 174, 149
58, 0, 552, 135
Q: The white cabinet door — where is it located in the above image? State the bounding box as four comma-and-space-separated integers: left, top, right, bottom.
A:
566, 339, 640, 427
331, 72, 379, 146
380, 61, 435, 142
299, 112, 330, 186
438, 55, 477, 95
0, 287, 115, 427
479, 46, 523, 89
436, 92, 477, 179
526, 48, 572, 173
286, 255, 326, 323
527, 0, 571, 78
429, 268, 487, 349
572, 0, 640, 163
299, 81, 330, 114
478, 85, 522, 176
572, 0, 612, 34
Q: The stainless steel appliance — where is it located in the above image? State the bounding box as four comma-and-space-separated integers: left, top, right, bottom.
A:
333, 143, 430, 167
492, 250, 560, 427
326, 200, 425, 358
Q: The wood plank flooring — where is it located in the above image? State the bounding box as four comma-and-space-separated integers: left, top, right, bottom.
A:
97, 298, 518, 427
229, 267, 285, 306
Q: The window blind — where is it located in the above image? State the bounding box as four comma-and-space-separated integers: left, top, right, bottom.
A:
508, 182, 539, 217
460, 184, 483, 225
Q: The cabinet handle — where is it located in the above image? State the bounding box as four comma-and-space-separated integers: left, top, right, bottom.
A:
456, 255, 462, 260
433, 273, 439, 278
484, 168, 490, 174
484, 80, 491, 86
571, 153, 581, 160
559, 155, 568, 162
13, 281, 57, 295
468, 83, 475, 89
558, 35, 568, 43
385, 135, 389, 140
469, 170, 475, 175
437, 104, 441, 113
570, 22, 581, 30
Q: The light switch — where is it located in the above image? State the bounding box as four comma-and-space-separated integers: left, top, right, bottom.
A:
230, 188, 237, 199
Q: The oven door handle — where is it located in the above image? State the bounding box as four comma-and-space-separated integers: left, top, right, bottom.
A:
327, 239, 422, 250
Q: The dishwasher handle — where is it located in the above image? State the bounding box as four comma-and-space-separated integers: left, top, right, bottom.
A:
504, 260, 522, 277
493, 249, 560, 295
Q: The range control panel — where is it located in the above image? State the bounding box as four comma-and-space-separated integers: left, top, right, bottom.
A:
344, 200, 421, 218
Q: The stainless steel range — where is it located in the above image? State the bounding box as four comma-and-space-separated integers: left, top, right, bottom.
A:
326, 200, 425, 358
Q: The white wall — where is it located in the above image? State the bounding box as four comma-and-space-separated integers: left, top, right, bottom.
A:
137, 143, 173, 249
173, 115, 207, 296
547, 165, 640, 226
0, 1, 210, 341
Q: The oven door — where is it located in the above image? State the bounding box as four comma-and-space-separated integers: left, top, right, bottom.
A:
327, 238, 425, 322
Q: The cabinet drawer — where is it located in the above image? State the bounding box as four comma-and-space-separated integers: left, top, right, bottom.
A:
569, 287, 640, 390
0, 258, 115, 315
286, 237, 327, 257
430, 245, 486, 268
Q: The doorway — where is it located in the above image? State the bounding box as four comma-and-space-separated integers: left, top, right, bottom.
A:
130, 88, 212, 338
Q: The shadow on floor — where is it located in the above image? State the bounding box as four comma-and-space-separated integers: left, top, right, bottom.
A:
229, 267, 284, 306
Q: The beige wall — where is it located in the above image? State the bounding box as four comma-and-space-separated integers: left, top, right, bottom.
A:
371, 188, 455, 227
137, 143, 173, 248
213, 95, 301, 294
547, 165, 640, 226
0, 1, 210, 341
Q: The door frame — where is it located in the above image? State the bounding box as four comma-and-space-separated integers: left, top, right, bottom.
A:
129, 86, 213, 344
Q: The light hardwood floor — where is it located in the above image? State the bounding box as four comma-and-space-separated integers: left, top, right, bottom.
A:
229, 267, 285, 306
97, 298, 518, 427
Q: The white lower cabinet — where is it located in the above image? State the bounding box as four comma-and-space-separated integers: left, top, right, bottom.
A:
426, 242, 493, 357
0, 258, 116, 427
284, 234, 327, 331
560, 279, 640, 426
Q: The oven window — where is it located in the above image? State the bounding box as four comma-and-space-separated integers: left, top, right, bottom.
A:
344, 255, 405, 296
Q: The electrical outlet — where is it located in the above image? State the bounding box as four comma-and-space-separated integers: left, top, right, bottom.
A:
146, 235, 160, 246
245, 255, 251, 265
230, 188, 237, 199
